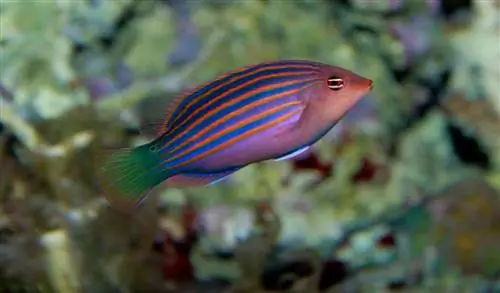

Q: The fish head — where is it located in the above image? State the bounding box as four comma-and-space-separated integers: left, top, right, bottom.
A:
306, 64, 373, 123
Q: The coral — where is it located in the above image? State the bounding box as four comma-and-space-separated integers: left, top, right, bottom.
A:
442, 93, 500, 169
447, 0, 500, 115
428, 178, 500, 279
0, 0, 499, 292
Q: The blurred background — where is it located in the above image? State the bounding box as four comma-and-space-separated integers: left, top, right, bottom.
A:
1, 0, 499, 292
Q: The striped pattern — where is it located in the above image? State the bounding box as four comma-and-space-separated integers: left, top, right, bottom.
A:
157, 60, 323, 170
167, 60, 321, 127
165, 101, 302, 168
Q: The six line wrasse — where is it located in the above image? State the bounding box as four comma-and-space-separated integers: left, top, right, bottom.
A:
99, 60, 373, 209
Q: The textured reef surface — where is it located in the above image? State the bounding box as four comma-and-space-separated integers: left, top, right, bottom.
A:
0, 0, 499, 292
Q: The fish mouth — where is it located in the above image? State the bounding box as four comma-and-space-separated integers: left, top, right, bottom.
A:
352, 75, 373, 92
367, 79, 374, 90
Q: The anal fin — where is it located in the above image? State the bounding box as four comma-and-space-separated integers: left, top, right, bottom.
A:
165, 168, 240, 188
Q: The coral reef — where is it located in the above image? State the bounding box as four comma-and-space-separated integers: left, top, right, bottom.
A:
0, 0, 499, 293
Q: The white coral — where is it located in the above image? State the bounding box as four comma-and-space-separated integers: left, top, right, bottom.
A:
449, 0, 500, 114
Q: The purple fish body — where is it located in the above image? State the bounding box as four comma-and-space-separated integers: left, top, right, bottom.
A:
99, 60, 373, 208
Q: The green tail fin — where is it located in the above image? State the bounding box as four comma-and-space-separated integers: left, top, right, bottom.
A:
98, 144, 168, 211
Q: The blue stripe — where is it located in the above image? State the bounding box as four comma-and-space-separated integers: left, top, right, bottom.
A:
162, 79, 313, 151
167, 62, 320, 126
164, 105, 300, 168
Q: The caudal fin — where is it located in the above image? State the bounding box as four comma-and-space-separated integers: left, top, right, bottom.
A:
97, 146, 167, 211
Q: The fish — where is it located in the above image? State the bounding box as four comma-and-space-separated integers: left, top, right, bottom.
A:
99, 60, 373, 209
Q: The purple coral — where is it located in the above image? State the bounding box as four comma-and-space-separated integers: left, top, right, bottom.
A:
390, 17, 434, 65
83, 77, 118, 101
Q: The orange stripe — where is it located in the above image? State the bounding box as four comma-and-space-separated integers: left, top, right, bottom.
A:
161, 69, 248, 129
167, 90, 300, 155
164, 78, 319, 154
162, 64, 282, 132
166, 64, 320, 132
165, 101, 302, 165
161, 73, 318, 150
169, 63, 319, 126
170, 108, 302, 168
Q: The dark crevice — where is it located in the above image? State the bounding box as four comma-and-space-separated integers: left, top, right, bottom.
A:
387, 69, 451, 157
71, 1, 148, 57
440, 0, 473, 20
446, 122, 491, 170
98, 2, 139, 50
410, 68, 451, 121
318, 259, 350, 291
261, 260, 315, 291
390, 67, 412, 83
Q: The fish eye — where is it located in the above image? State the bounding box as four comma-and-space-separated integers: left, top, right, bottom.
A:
149, 144, 158, 152
327, 76, 344, 91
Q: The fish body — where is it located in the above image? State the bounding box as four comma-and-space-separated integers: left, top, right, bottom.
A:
165, 146, 312, 188
99, 60, 373, 208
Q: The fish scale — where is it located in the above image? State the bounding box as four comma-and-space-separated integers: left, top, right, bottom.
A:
164, 101, 304, 169
160, 79, 319, 162
168, 61, 321, 127
160, 75, 319, 151
162, 67, 322, 148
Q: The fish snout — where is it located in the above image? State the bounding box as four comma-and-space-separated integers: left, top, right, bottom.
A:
367, 79, 374, 90
346, 71, 373, 93
356, 76, 373, 92
345, 75, 373, 105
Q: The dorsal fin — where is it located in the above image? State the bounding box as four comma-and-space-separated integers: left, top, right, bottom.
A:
139, 119, 168, 138
139, 65, 253, 138
162, 86, 197, 130
139, 87, 198, 138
